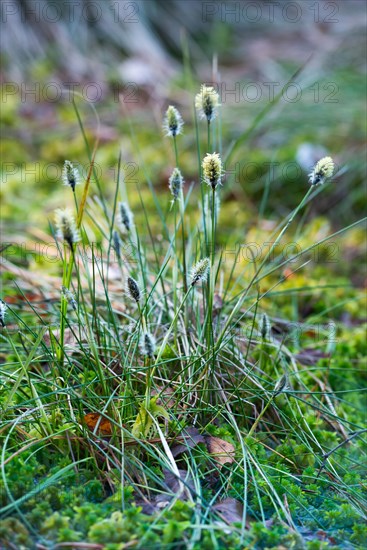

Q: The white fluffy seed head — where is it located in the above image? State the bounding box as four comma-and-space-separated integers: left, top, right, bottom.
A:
55, 208, 80, 248
202, 152, 223, 189
113, 230, 122, 260
274, 374, 289, 397
195, 84, 220, 122
126, 276, 141, 303
62, 160, 80, 191
118, 202, 134, 234
163, 105, 184, 137
190, 258, 210, 286
260, 313, 271, 340
309, 156, 334, 186
169, 167, 184, 200
0, 299, 8, 327
140, 332, 156, 358
61, 286, 77, 311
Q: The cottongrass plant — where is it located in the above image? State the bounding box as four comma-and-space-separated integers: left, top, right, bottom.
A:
168, 167, 184, 202
163, 105, 184, 166
62, 160, 80, 192
55, 208, 80, 249
190, 257, 210, 286
126, 276, 141, 303
2, 79, 365, 550
0, 298, 7, 327
195, 83, 220, 150
117, 201, 134, 233
163, 105, 184, 138
195, 84, 220, 122
309, 155, 335, 185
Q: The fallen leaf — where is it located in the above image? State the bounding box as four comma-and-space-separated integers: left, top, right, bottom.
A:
134, 469, 195, 514
295, 348, 329, 366
205, 436, 235, 468
212, 498, 244, 524
171, 427, 206, 458
157, 468, 195, 503
152, 385, 177, 409
83, 412, 112, 436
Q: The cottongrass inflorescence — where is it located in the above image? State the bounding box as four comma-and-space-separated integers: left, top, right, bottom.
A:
273, 374, 289, 397
140, 332, 156, 358
190, 258, 210, 286
55, 208, 80, 248
61, 286, 77, 311
62, 160, 80, 192
113, 230, 122, 261
260, 313, 271, 340
163, 105, 184, 137
309, 156, 335, 186
195, 84, 220, 122
169, 168, 184, 201
202, 152, 223, 189
126, 276, 141, 303
118, 202, 134, 234
0, 299, 8, 327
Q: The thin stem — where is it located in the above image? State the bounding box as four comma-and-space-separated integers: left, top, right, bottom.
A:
180, 190, 188, 294
73, 190, 79, 214
58, 244, 75, 366
211, 187, 216, 269
206, 187, 217, 350
173, 136, 179, 167
145, 287, 193, 404
246, 396, 274, 439
173, 135, 187, 294
173, 202, 178, 347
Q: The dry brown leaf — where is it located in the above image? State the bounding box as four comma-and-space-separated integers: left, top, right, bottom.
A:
83, 412, 113, 436
295, 348, 329, 366
212, 497, 244, 524
159, 468, 195, 502
171, 427, 206, 458
205, 435, 235, 468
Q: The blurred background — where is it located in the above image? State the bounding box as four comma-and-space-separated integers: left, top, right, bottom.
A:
1, 0, 366, 241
